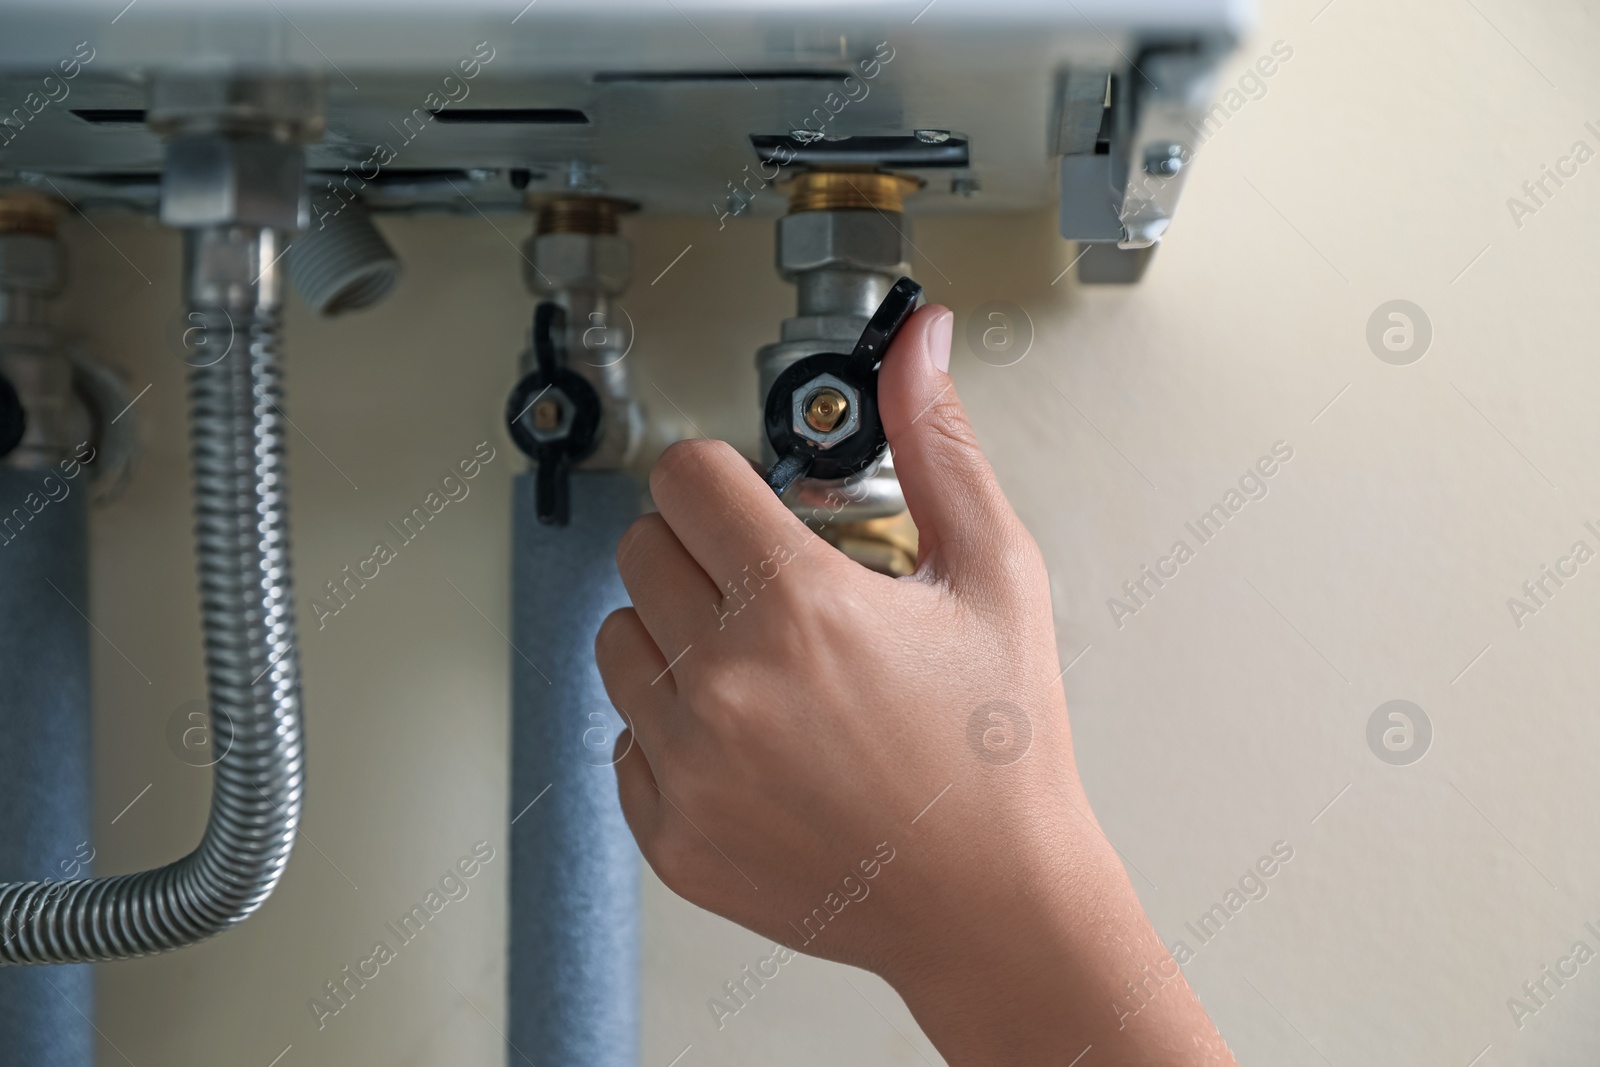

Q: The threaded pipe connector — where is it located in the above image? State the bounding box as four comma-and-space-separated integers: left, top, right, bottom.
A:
782, 170, 920, 214
288, 194, 401, 316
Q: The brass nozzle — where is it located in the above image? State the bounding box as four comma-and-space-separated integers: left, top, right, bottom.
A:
804, 387, 849, 433
783, 171, 919, 214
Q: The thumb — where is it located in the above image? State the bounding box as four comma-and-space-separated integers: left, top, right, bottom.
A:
877, 304, 1019, 584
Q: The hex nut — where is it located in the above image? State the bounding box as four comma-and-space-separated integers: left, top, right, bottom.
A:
521, 387, 575, 443
524, 233, 631, 296
159, 133, 308, 230
776, 210, 909, 279
147, 74, 327, 141
0, 234, 64, 295
532, 397, 562, 432
790, 372, 860, 449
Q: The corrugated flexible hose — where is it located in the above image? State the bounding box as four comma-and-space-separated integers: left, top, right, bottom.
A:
0, 285, 304, 963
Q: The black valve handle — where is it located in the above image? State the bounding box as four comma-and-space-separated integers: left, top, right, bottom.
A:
847, 276, 922, 375
505, 302, 602, 526
0, 374, 24, 460
762, 276, 923, 496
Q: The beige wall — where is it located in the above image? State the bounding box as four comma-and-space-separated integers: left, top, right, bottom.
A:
57, 0, 1600, 1063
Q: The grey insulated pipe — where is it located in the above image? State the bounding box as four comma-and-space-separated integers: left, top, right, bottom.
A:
511, 470, 640, 1066
0, 468, 93, 1059
0, 225, 306, 964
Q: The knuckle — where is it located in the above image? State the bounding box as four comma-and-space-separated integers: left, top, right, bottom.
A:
650, 439, 748, 506
1017, 523, 1049, 576
685, 663, 780, 754
691, 664, 751, 722
991, 522, 1050, 598
651, 439, 715, 500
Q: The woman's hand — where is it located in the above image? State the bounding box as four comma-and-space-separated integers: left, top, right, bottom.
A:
596, 305, 1235, 1065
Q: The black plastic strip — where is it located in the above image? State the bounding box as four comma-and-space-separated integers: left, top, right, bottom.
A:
427, 108, 588, 125
595, 69, 847, 83
69, 109, 146, 126
750, 134, 968, 169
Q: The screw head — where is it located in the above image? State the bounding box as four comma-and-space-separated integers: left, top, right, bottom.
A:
950, 175, 980, 197
1144, 142, 1186, 177
805, 387, 850, 433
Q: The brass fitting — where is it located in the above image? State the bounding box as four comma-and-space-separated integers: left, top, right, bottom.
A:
821, 512, 919, 577
532, 195, 637, 236
532, 397, 563, 432
804, 387, 849, 433
0, 190, 61, 238
783, 170, 920, 214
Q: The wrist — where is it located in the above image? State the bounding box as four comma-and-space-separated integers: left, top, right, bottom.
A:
881, 821, 1233, 1066
883, 830, 1124, 1061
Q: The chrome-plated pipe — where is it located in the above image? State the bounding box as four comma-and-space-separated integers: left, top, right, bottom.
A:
0, 226, 305, 964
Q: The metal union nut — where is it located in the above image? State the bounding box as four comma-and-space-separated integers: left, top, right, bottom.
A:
776, 210, 909, 279
159, 133, 308, 230
791, 372, 860, 449
524, 233, 631, 296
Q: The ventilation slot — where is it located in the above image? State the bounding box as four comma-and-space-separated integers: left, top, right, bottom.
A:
427, 108, 588, 125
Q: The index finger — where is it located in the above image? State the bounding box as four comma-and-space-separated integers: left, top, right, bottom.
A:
648, 439, 819, 591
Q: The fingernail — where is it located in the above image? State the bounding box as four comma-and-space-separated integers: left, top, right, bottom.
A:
928, 309, 953, 374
